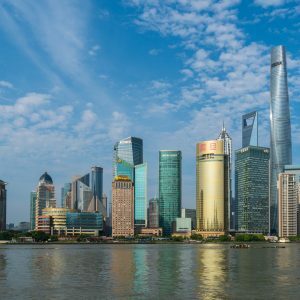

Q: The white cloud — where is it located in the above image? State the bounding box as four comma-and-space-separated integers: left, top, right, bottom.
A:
149, 48, 161, 55
89, 44, 101, 56
0, 80, 13, 88
108, 111, 131, 141
254, 0, 286, 8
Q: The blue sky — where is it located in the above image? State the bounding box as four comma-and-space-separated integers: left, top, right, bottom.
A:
0, 0, 299, 224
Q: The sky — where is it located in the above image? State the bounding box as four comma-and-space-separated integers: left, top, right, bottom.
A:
0, 0, 299, 224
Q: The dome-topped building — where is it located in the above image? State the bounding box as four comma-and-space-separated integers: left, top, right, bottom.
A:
39, 172, 53, 185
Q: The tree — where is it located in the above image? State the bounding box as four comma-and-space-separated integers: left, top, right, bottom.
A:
30, 231, 50, 242
190, 234, 203, 241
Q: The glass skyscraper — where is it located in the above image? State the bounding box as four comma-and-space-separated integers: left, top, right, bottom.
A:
159, 150, 182, 235
61, 183, 71, 208
217, 124, 233, 230
270, 45, 292, 235
30, 191, 37, 230
91, 166, 104, 214
113, 137, 143, 178
235, 146, 270, 234
134, 163, 147, 227
0, 180, 7, 231
242, 111, 258, 147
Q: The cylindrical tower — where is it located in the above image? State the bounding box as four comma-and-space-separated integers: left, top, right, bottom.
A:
196, 140, 228, 236
270, 45, 292, 235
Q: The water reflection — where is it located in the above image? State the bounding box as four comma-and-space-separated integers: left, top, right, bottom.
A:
0, 253, 7, 281
110, 246, 135, 298
196, 245, 228, 299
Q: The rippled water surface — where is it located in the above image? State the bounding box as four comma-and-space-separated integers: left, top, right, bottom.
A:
0, 243, 300, 299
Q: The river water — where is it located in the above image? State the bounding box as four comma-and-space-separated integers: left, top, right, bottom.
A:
0, 243, 299, 299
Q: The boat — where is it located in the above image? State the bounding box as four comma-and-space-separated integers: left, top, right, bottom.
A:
230, 244, 250, 249
278, 237, 290, 243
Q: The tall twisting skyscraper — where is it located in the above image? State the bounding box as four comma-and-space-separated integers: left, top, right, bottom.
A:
217, 123, 232, 229
270, 45, 292, 234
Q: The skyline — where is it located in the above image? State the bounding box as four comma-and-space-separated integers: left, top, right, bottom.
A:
0, 0, 300, 224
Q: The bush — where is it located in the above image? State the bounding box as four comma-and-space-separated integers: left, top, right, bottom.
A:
172, 236, 184, 242
190, 234, 203, 241
30, 231, 50, 242
235, 234, 265, 242
218, 235, 231, 242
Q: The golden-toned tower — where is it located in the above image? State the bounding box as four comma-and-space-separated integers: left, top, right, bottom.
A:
196, 140, 228, 237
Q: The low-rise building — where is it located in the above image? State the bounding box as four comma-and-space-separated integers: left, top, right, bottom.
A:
138, 227, 163, 237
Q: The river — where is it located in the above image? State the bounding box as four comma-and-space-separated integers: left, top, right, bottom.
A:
0, 243, 299, 299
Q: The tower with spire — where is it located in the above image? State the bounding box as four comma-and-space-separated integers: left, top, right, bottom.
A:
217, 123, 233, 230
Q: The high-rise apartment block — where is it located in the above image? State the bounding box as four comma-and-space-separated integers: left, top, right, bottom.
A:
270, 45, 292, 235
112, 177, 134, 237
0, 180, 7, 231
159, 150, 182, 235
35, 172, 56, 230
278, 173, 297, 237
196, 140, 228, 237
235, 146, 270, 234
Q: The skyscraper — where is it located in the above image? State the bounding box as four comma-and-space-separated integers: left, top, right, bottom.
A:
148, 198, 159, 228
30, 191, 37, 230
91, 166, 104, 215
196, 140, 228, 236
113, 137, 143, 178
134, 163, 147, 228
278, 173, 297, 237
159, 150, 182, 235
0, 180, 7, 231
217, 123, 233, 229
61, 183, 71, 208
35, 172, 56, 230
242, 111, 258, 147
112, 176, 134, 237
270, 45, 292, 235
235, 146, 270, 234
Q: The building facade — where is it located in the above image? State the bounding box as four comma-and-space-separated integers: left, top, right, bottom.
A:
159, 150, 182, 235
278, 173, 297, 237
217, 124, 233, 230
66, 212, 103, 235
30, 191, 37, 230
0, 180, 7, 231
113, 136, 143, 178
196, 140, 228, 236
148, 198, 159, 228
235, 146, 270, 234
182, 208, 196, 230
61, 183, 71, 208
35, 172, 56, 230
134, 163, 147, 228
112, 177, 134, 237
242, 111, 258, 147
270, 45, 292, 235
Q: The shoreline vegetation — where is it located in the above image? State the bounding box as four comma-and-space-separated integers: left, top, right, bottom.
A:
0, 230, 300, 245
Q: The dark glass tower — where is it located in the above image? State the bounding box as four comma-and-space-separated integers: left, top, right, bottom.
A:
270, 45, 292, 235
113, 137, 143, 178
0, 180, 7, 231
159, 150, 182, 235
235, 146, 270, 233
242, 111, 258, 147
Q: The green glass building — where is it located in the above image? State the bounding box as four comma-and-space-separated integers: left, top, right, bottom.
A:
235, 146, 270, 234
134, 163, 147, 227
159, 150, 182, 235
